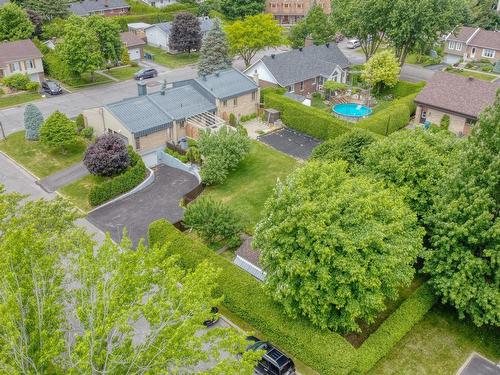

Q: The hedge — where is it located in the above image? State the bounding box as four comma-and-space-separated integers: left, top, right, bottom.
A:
115, 6, 198, 30
354, 282, 437, 373
89, 147, 147, 206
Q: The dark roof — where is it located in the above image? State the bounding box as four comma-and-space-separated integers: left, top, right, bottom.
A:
194, 68, 258, 100
414, 72, 500, 119
68, 0, 130, 16
458, 353, 500, 375
120, 31, 145, 48
251, 44, 350, 87
0, 39, 43, 65
447, 26, 478, 43
146, 17, 214, 35
235, 237, 262, 268
447, 26, 500, 51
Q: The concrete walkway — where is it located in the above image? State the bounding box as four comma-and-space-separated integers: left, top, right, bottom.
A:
38, 162, 89, 193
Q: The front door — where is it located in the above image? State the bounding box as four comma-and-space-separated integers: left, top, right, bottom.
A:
419, 107, 427, 124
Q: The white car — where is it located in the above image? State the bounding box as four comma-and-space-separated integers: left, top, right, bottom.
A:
346, 39, 361, 49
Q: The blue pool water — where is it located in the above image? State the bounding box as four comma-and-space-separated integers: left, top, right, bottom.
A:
333, 103, 373, 118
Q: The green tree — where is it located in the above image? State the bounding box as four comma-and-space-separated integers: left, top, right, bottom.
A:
0, 3, 34, 41
24, 103, 44, 141
226, 14, 286, 67
467, 0, 500, 30
289, 4, 333, 48
254, 161, 424, 332
424, 97, 500, 327
169, 12, 202, 53
86, 15, 123, 65
362, 50, 401, 92
23, 0, 68, 22
199, 19, 232, 75
220, 0, 265, 20
40, 111, 78, 152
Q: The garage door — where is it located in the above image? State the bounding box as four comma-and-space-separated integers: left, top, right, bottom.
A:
129, 48, 141, 61
444, 54, 461, 64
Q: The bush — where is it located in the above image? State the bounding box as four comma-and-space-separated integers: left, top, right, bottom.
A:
185, 145, 201, 164
2, 73, 31, 90
26, 81, 40, 92
148, 218, 171, 246
229, 113, 237, 126
40, 111, 78, 151
89, 147, 147, 206
75, 114, 85, 132
84, 134, 131, 177
164, 147, 188, 163
239, 113, 257, 123
440, 114, 450, 130
355, 283, 437, 373
260, 86, 286, 103
184, 197, 242, 247
81, 127, 94, 139
23, 103, 44, 141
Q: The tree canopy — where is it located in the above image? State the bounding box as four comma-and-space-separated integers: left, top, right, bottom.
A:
86, 15, 123, 64
169, 12, 202, 53
220, 0, 265, 20
40, 111, 78, 151
362, 50, 401, 92
199, 18, 232, 75
289, 4, 333, 48
0, 3, 34, 41
23, 0, 68, 22
254, 161, 423, 332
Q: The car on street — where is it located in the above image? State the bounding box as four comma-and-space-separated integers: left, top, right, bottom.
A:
246, 336, 296, 375
134, 68, 158, 80
346, 39, 361, 49
41, 80, 63, 95
203, 307, 220, 327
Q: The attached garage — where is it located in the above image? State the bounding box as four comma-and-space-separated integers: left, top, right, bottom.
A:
444, 53, 462, 64
128, 47, 142, 61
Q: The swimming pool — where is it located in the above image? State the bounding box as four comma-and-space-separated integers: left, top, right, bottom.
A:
333, 103, 373, 119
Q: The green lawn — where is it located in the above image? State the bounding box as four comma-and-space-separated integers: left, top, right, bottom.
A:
369, 304, 500, 375
203, 141, 298, 233
144, 45, 199, 68
64, 72, 113, 89
59, 174, 109, 212
446, 68, 496, 82
0, 131, 87, 178
0, 91, 42, 109
105, 65, 141, 81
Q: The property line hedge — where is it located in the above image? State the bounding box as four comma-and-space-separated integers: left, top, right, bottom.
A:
89, 147, 147, 206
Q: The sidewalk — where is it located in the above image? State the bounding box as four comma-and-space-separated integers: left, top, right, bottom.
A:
37, 162, 89, 193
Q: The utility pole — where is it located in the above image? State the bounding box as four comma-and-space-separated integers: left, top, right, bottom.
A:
0, 121, 5, 141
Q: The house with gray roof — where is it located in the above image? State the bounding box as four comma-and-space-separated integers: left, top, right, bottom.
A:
244, 43, 350, 96
68, 0, 130, 17
83, 68, 260, 152
0, 39, 44, 83
444, 26, 500, 64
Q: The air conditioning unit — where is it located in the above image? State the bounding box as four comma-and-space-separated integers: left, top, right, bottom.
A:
318, 85, 323, 91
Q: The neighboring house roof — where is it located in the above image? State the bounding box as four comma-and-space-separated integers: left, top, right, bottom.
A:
0, 39, 43, 66
284, 92, 307, 103
68, 0, 130, 16
120, 32, 146, 48
446, 26, 500, 51
446, 26, 478, 43
457, 353, 500, 375
194, 68, 259, 100
0, 0, 10, 5
414, 71, 500, 119
246, 44, 350, 87
146, 17, 214, 35
127, 22, 151, 30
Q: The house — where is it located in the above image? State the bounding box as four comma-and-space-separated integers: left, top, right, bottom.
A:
83, 68, 260, 152
0, 39, 44, 83
233, 237, 266, 281
456, 353, 500, 375
145, 17, 213, 52
266, 0, 331, 25
140, 0, 178, 8
414, 72, 500, 136
244, 43, 350, 96
120, 32, 146, 61
443, 26, 500, 64
68, 0, 130, 17
127, 22, 152, 40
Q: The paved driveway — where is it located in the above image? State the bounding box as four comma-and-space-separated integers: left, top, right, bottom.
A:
258, 128, 321, 160
87, 164, 199, 246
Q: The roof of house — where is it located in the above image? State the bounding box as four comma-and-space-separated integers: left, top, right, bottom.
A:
146, 17, 214, 35
0, 39, 43, 66
0, 0, 10, 5
120, 32, 145, 48
127, 22, 151, 30
247, 44, 350, 87
68, 0, 130, 16
457, 353, 500, 375
446, 26, 500, 50
446, 26, 478, 43
414, 72, 500, 119
194, 68, 258, 100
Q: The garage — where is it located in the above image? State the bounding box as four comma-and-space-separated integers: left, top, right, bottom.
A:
444, 54, 462, 64
128, 47, 142, 61
120, 31, 145, 61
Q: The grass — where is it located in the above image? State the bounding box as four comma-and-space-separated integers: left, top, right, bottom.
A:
64, 72, 113, 89
59, 174, 109, 212
105, 65, 141, 81
0, 131, 87, 178
202, 141, 298, 233
0, 91, 42, 109
311, 95, 331, 112
144, 45, 200, 68
369, 304, 500, 375
446, 68, 496, 82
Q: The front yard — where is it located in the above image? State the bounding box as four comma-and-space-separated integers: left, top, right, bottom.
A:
59, 174, 109, 212
105, 65, 141, 81
144, 45, 200, 68
0, 92, 42, 109
445, 67, 497, 82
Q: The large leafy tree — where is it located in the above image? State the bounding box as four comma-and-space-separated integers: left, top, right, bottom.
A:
199, 19, 232, 76
424, 97, 500, 327
226, 14, 285, 67
467, 0, 500, 29
40, 111, 78, 152
86, 15, 123, 65
0, 3, 34, 41
361, 50, 401, 92
220, 0, 265, 20
289, 4, 333, 48
23, 0, 68, 22
169, 12, 202, 53
254, 161, 423, 333
24, 103, 44, 141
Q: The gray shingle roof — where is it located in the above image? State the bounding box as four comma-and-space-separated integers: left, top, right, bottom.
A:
69, 0, 130, 16
0, 39, 43, 65
254, 44, 350, 87
147, 17, 214, 35
194, 68, 258, 100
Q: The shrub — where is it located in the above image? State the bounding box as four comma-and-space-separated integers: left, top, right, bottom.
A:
239, 113, 257, 123
75, 114, 85, 132
186, 145, 201, 164
260, 86, 286, 103
81, 127, 94, 139
164, 147, 188, 163
40, 111, 78, 152
229, 113, 237, 126
148, 218, 172, 246
184, 197, 242, 247
23, 104, 44, 141
84, 134, 131, 177
2, 73, 31, 90
26, 81, 40, 92
89, 147, 147, 206
440, 114, 450, 130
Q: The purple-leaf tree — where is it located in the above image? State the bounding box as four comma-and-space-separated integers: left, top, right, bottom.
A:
83, 133, 130, 177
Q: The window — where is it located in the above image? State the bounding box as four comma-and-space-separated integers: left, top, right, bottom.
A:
10, 62, 20, 72
455, 42, 462, 51
252, 91, 256, 101
135, 137, 141, 150
26, 59, 35, 69
482, 49, 495, 58
233, 97, 238, 106
448, 41, 456, 50
284, 3, 289, 7
223, 100, 227, 107
300, 81, 304, 91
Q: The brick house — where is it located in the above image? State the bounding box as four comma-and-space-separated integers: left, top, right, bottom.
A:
443, 26, 500, 64
83, 68, 260, 152
120, 32, 146, 61
68, 0, 130, 16
266, 0, 331, 25
0, 39, 44, 83
244, 43, 350, 96
414, 72, 500, 136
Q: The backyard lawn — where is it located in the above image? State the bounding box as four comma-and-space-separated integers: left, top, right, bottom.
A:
59, 174, 108, 212
144, 45, 199, 68
0, 131, 87, 178
446, 68, 496, 82
203, 141, 298, 232
105, 65, 141, 81
369, 304, 500, 375
0, 92, 42, 109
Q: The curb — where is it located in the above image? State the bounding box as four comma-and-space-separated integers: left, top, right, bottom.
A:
0, 150, 41, 180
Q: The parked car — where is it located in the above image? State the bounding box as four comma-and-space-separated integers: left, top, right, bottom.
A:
246, 336, 296, 375
41, 80, 63, 95
346, 39, 361, 49
134, 68, 158, 80
203, 307, 219, 327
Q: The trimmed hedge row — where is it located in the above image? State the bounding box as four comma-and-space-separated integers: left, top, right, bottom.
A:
149, 220, 357, 375
264, 93, 353, 140
89, 147, 147, 206
115, 6, 198, 30
355, 282, 437, 373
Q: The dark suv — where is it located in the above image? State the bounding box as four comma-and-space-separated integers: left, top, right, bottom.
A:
246, 336, 296, 375
134, 68, 158, 80
41, 80, 63, 95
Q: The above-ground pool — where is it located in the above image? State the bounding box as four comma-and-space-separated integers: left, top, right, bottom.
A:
333, 103, 373, 120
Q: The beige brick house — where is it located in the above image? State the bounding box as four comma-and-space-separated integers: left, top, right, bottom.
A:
0, 39, 44, 83
266, 0, 331, 25
443, 26, 500, 64
83, 68, 260, 152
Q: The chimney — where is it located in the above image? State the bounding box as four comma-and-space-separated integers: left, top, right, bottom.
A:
137, 81, 147, 96
160, 79, 167, 96
271, 54, 275, 59
304, 35, 314, 47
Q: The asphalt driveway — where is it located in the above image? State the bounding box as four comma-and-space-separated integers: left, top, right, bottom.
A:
87, 164, 199, 246
258, 128, 321, 160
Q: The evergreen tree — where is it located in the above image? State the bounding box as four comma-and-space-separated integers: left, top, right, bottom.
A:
23, 103, 44, 141
169, 13, 202, 53
198, 19, 232, 75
